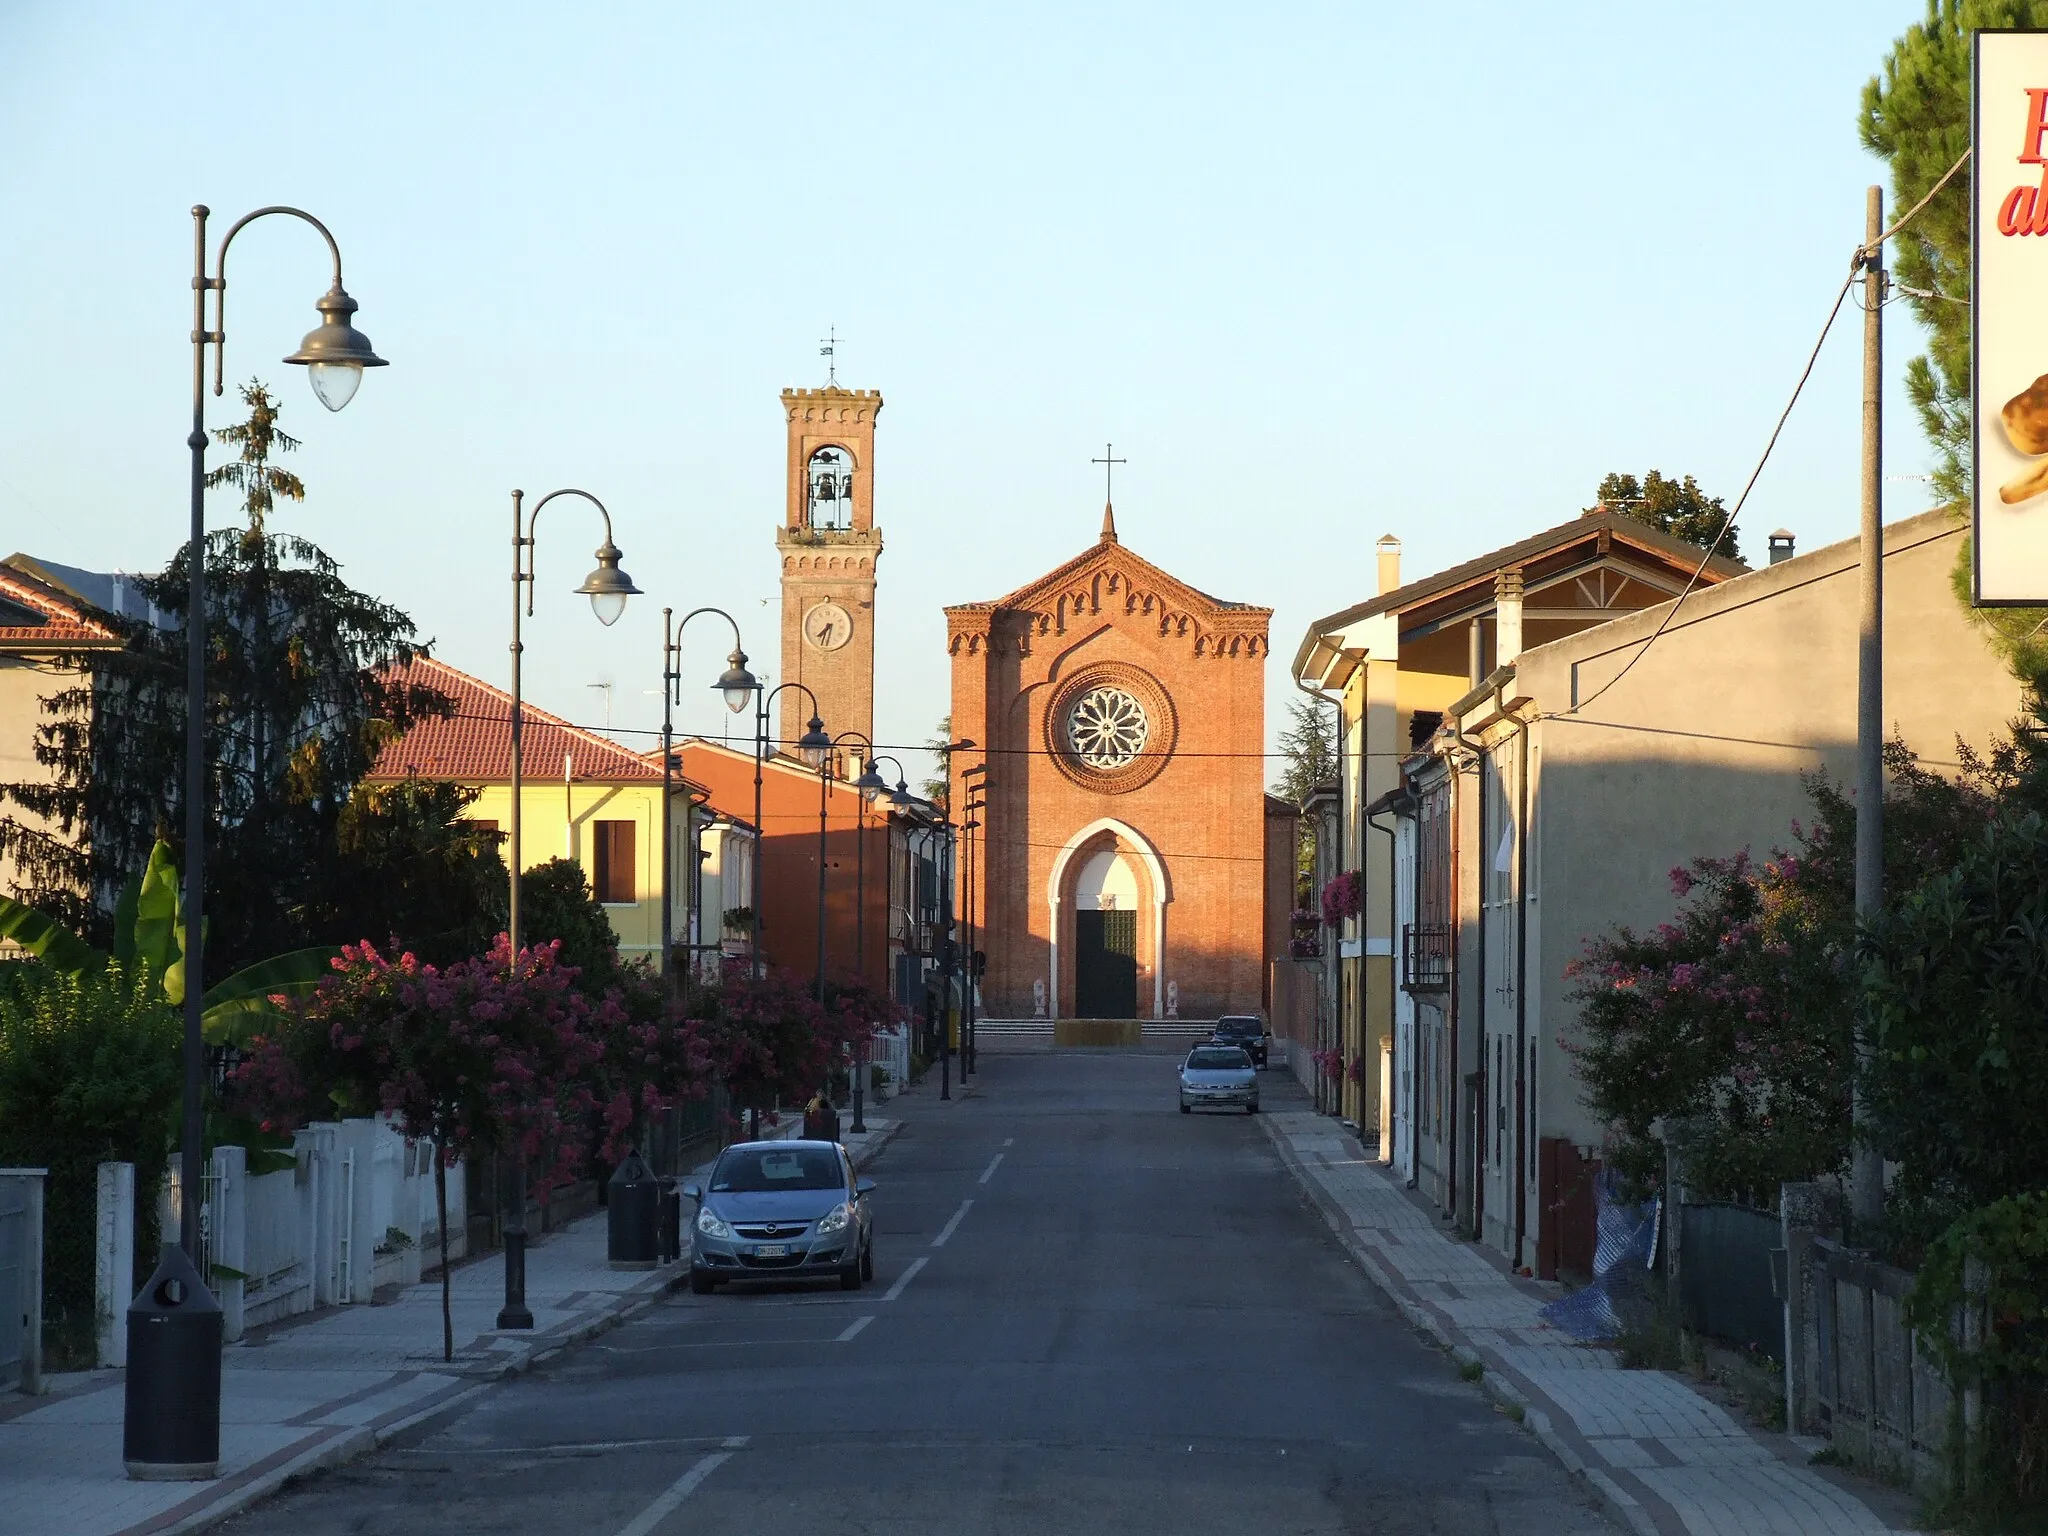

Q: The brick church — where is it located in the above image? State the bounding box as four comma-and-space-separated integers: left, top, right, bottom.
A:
946, 499, 1274, 1021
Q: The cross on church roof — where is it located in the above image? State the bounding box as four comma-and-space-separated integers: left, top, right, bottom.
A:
1092, 442, 1126, 543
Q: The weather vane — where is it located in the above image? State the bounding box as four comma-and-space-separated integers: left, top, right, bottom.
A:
1091, 441, 1127, 503
820, 325, 841, 387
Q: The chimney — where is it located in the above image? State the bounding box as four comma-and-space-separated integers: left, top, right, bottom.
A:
1376, 534, 1401, 595
1494, 567, 1524, 666
1768, 529, 1796, 566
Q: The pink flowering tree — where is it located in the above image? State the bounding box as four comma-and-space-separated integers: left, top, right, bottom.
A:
586, 960, 713, 1162
1567, 745, 2005, 1205
233, 937, 603, 1360
684, 968, 836, 1129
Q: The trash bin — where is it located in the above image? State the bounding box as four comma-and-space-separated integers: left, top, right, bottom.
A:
123, 1244, 222, 1480
607, 1149, 659, 1270
657, 1177, 681, 1265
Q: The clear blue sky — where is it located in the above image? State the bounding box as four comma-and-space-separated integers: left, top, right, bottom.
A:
0, 1, 1937, 780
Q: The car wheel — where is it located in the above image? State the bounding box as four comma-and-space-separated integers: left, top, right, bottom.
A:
690, 1269, 718, 1295
1246, 1103, 1260, 1115
1180, 1102, 1192, 1115
840, 1259, 863, 1291
860, 1240, 874, 1282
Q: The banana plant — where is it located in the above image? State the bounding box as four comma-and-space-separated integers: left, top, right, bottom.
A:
0, 839, 336, 1043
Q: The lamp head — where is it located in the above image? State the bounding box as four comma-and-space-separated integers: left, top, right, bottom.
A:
853, 758, 889, 804
284, 283, 387, 411
798, 715, 831, 770
575, 539, 641, 626
715, 649, 758, 714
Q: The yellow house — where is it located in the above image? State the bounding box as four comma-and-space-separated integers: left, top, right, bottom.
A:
367, 655, 713, 965
0, 555, 128, 923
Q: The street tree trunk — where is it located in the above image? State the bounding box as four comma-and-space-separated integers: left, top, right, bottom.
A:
435, 1154, 452, 1362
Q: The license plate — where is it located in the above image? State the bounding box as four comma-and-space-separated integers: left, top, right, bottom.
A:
754, 1244, 788, 1257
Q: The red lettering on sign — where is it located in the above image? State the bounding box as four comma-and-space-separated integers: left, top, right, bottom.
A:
2022, 88, 2048, 163
2002, 182, 2037, 235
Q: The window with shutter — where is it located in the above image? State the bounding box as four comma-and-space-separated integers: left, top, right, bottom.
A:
593, 819, 636, 904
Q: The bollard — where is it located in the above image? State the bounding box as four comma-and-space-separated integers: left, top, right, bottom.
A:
123, 1244, 221, 1480
657, 1177, 681, 1265
606, 1149, 659, 1270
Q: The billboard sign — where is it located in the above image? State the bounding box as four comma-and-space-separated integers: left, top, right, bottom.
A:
1975, 30, 2048, 603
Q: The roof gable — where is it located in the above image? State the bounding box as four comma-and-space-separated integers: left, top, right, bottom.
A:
944, 534, 1272, 660
0, 559, 124, 650
367, 655, 662, 784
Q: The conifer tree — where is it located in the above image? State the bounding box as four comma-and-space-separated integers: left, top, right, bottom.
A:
1587, 471, 1738, 562
0, 382, 449, 971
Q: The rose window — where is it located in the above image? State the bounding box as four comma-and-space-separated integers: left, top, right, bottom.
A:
1065, 686, 1150, 771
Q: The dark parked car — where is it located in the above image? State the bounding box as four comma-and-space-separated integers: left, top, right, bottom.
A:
1210, 1015, 1269, 1069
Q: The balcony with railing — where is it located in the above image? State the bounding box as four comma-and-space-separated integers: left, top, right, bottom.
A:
1402, 923, 1451, 992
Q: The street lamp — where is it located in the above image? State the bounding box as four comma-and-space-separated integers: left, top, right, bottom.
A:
934, 738, 975, 1101
501, 487, 640, 1331
962, 762, 987, 1077
659, 607, 755, 996
129, 205, 386, 1483
750, 682, 828, 980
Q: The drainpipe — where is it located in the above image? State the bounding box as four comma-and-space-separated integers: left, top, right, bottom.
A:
1512, 709, 1531, 1268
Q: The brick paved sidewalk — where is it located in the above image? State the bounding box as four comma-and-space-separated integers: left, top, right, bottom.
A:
1261, 1111, 1917, 1536
0, 1117, 900, 1536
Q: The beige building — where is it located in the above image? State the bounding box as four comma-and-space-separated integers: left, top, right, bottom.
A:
1387, 508, 2021, 1274
1291, 513, 1744, 1136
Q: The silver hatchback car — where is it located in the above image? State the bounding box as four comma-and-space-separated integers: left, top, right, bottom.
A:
1179, 1044, 1260, 1114
682, 1139, 876, 1293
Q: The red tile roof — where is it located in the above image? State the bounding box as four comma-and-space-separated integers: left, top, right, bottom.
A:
368, 655, 663, 784
0, 562, 124, 649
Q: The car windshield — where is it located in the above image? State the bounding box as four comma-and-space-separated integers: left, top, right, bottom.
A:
710, 1147, 844, 1193
1214, 1019, 1259, 1035
1187, 1047, 1250, 1070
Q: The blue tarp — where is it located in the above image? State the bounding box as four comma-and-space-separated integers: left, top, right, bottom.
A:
1540, 1170, 1661, 1341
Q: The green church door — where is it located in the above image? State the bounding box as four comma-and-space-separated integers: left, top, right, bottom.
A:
1075, 909, 1138, 1018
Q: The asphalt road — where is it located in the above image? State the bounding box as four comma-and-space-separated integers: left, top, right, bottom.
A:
222, 1052, 1616, 1535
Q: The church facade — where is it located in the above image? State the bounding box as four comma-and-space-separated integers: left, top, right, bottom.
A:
946, 508, 1272, 1022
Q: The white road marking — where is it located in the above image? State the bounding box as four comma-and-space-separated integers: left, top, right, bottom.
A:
836, 1314, 874, 1342
1003, 1137, 1015, 1147
931, 1198, 974, 1246
883, 1256, 928, 1301
612, 1442, 744, 1536
978, 1153, 1005, 1184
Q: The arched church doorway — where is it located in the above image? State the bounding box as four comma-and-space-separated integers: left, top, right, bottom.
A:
1073, 848, 1140, 1018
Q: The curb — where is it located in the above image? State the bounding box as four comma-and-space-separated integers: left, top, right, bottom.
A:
1256, 1115, 1663, 1536
137, 1118, 910, 1536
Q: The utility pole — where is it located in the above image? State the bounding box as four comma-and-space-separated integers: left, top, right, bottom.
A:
1851, 185, 1886, 1236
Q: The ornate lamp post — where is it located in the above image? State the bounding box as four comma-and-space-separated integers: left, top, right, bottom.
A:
934, 738, 976, 1101
127, 205, 386, 1483
659, 607, 756, 995
501, 488, 640, 1330
962, 762, 988, 1077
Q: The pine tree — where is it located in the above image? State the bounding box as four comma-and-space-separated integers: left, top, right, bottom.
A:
0, 382, 450, 971
1587, 471, 1738, 561
1271, 695, 1336, 807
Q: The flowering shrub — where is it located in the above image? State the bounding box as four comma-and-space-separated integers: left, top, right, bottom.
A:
1320, 870, 1363, 925
1289, 907, 1320, 930
1347, 1053, 1367, 1084
234, 937, 607, 1360
1310, 1046, 1343, 1081
1568, 746, 2002, 1206
1288, 936, 1323, 959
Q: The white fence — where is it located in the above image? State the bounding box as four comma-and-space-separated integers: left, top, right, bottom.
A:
868, 1025, 911, 1099
103, 1115, 464, 1360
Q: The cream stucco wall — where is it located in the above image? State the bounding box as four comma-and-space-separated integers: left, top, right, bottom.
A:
0, 658, 67, 909
462, 779, 688, 959
1513, 510, 2022, 1152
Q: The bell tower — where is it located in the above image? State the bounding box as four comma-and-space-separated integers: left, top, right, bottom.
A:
776, 385, 882, 760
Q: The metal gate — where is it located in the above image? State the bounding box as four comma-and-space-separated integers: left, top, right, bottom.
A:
1075, 909, 1137, 1018
1679, 1202, 1782, 1357
0, 1171, 41, 1392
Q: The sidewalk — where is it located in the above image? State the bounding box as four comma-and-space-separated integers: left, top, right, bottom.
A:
0, 1115, 901, 1536
1260, 1111, 1918, 1536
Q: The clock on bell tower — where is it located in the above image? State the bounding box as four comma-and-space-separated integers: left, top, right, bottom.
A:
777, 384, 882, 762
